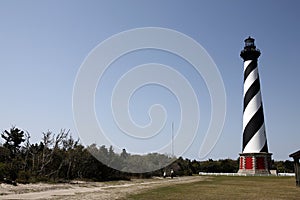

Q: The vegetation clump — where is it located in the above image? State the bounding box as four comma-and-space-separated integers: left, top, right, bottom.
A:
0, 126, 294, 184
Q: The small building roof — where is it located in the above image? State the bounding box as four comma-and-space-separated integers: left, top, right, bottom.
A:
289, 150, 300, 158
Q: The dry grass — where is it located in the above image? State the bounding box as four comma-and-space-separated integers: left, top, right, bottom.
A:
1, 176, 299, 199
126, 176, 300, 200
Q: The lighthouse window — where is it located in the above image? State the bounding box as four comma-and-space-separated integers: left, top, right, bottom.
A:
246, 41, 254, 46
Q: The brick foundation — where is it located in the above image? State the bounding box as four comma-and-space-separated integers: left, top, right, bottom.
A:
238, 152, 272, 175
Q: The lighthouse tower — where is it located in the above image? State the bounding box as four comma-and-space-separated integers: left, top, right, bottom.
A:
238, 37, 272, 174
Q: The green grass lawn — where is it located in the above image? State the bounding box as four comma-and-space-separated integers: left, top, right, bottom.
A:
127, 176, 300, 200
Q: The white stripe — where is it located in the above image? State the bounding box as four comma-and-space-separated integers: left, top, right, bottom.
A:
243, 123, 266, 153
243, 60, 252, 72
243, 67, 258, 97
243, 91, 262, 131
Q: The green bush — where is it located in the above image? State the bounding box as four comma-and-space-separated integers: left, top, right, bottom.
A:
0, 162, 9, 180
17, 170, 31, 183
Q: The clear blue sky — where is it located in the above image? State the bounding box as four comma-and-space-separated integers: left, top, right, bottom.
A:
0, 0, 299, 161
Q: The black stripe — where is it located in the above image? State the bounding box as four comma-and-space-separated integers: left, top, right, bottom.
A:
244, 60, 257, 82
242, 106, 265, 150
243, 78, 260, 112
260, 139, 269, 153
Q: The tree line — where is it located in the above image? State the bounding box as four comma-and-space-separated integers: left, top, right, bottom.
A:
0, 126, 294, 184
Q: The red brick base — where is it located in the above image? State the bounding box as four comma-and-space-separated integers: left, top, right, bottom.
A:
238, 153, 272, 175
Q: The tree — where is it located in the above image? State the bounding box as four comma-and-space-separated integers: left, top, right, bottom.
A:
1, 126, 25, 157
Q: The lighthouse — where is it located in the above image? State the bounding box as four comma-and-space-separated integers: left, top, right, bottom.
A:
238, 37, 272, 174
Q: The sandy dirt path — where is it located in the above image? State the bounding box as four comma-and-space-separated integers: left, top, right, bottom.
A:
0, 176, 206, 199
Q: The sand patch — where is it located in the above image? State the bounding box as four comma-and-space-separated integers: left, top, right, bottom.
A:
0, 176, 206, 199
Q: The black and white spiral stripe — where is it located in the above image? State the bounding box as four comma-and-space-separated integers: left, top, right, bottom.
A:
242, 59, 268, 153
